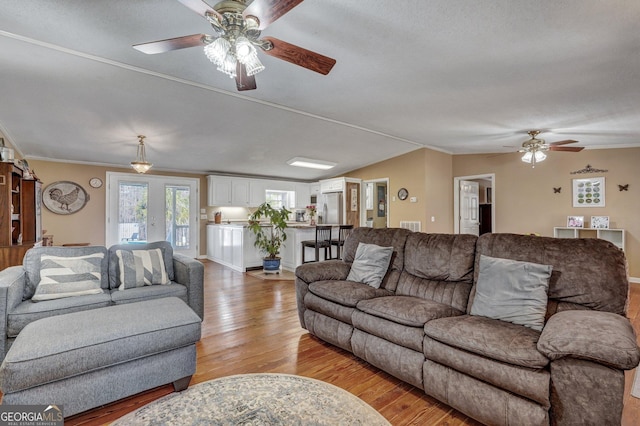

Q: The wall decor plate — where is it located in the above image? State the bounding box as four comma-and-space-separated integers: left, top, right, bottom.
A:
43, 181, 90, 214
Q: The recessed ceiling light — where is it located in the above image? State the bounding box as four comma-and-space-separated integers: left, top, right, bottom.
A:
287, 157, 336, 170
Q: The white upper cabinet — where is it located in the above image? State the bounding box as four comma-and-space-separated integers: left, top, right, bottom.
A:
249, 179, 268, 207
294, 183, 311, 209
207, 176, 232, 206
231, 178, 250, 206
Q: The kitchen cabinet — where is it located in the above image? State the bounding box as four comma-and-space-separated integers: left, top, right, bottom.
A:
207, 176, 232, 206
294, 183, 310, 209
206, 224, 263, 272
231, 178, 250, 206
249, 179, 268, 207
320, 178, 344, 193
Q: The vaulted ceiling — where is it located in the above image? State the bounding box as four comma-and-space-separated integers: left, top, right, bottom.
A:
1, 1, 639, 180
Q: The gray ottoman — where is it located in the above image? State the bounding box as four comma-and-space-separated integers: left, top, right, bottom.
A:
0, 297, 201, 417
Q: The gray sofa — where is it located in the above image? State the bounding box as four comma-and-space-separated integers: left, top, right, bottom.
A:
296, 228, 640, 425
0, 241, 204, 360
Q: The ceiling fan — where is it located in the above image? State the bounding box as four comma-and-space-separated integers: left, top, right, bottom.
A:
133, 0, 336, 91
519, 130, 584, 167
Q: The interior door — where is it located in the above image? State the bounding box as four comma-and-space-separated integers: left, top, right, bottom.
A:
106, 172, 199, 257
459, 180, 480, 236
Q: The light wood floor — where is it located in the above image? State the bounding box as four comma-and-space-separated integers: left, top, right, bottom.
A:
67, 260, 640, 425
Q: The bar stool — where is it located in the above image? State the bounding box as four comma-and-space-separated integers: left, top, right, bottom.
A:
330, 225, 354, 260
301, 226, 332, 263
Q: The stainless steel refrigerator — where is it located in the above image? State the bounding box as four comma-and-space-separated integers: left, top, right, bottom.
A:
321, 192, 344, 224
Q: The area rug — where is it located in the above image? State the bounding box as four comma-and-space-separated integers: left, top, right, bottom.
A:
247, 269, 296, 281
112, 373, 390, 425
632, 369, 640, 399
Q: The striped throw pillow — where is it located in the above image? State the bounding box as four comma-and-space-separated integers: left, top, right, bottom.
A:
32, 253, 105, 301
116, 248, 170, 290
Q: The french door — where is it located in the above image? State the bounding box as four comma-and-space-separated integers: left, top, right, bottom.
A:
106, 172, 199, 258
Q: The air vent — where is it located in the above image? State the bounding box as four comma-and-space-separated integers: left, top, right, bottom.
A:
400, 221, 421, 232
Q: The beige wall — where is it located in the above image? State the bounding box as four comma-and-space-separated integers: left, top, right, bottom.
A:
453, 147, 640, 277
345, 148, 453, 233
28, 160, 208, 255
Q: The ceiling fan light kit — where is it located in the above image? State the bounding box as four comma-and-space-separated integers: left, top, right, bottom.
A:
519, 130, 584, 168
131, 135, 153, 174
134, 0, 336, 91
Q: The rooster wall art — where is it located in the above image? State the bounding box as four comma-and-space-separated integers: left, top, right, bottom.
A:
42, 181, 89, 215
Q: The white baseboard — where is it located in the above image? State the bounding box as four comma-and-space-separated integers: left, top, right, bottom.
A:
630, 277, 640, 284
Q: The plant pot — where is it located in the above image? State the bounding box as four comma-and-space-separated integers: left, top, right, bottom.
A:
263, 257, 281, 274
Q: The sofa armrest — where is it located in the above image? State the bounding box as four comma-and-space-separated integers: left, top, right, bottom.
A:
295, 260, 351, 284
537, 310, 640, 370
0, 266, 27, 359
172, 254, 204, 320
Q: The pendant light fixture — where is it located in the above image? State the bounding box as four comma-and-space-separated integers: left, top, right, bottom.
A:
131, 135, 153, 174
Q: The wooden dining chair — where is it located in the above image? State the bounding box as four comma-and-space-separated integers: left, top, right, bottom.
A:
301, 226, 332, 263
330, 225, 354, 260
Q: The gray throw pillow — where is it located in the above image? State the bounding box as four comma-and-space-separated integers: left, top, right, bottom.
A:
470, 255, 552, 331
116, 248, 170, 290
346, 242, 394, 289
32, 253, 104, 301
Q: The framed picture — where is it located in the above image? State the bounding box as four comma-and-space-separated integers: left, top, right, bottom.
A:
572, 177, 605, 207
591, 216, 610, 229
567, 216, 584, 228
42, 181, 90, 215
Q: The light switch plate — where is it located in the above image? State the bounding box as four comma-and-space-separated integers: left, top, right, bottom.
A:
410, 197, 417, 203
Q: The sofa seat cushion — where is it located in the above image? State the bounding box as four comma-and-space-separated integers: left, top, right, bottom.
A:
352, 310, 425, 352
424, 315, 549, 369
6, 293, 113, 338
357, 296, 464, 327
0, 298, 201, 394
424, 336, 551, 407
308, 280, 392, 307
305, 292, 356, 325
110, 283, 187, 305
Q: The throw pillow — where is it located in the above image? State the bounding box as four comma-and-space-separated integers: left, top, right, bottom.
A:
470, 255, 552, 331
346, 242, 394, 289
117, 248, 170, 290
32, 253, 105, 301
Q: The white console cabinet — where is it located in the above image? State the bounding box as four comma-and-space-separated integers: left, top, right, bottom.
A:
553, 227, 625, 251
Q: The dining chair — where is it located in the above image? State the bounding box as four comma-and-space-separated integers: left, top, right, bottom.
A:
301, 226, 332, 263
330, 225, 354, 260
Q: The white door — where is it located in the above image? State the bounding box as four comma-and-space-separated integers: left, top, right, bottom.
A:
459, 180, 480, 236
106, 172, 199, 258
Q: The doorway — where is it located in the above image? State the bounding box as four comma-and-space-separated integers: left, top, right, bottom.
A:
361, 178, 389, 228
106, 172, 199, 257
453, 173, 495, 236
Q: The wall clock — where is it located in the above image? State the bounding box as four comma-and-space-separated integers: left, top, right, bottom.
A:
397, 188, 409, 201
89, 177, 103, 188
43, 181, 90, 215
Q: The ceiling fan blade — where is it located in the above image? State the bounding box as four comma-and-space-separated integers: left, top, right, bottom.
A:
177, 0, 223, 20
133, 34, 208, 54
235, 62, 257, 91
549, 146, 585, 152
261, 36, 336, 75
549, 139, 579, 146
243, 0, 303, 30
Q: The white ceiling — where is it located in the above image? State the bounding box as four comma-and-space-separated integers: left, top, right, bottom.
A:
1, 0, 639, 181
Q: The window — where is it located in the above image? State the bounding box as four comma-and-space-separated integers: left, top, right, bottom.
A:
265, 190, 295, 209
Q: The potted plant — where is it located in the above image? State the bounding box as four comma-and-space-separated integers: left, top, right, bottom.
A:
248, 202, 291, 273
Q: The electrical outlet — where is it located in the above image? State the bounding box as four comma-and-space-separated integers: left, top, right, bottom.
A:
431, 216, 436, 222
200, 214, 208, 220
200, 208, 206, 214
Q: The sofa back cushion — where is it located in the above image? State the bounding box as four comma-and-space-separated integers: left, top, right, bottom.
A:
342, 227, 411, 292
108, 241, 175, 290
395, 233, 477, 312
23, 246, 109, 300
470, 233, 629, 316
